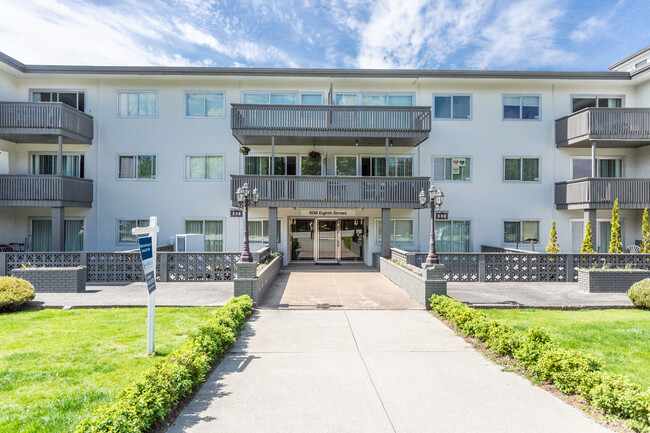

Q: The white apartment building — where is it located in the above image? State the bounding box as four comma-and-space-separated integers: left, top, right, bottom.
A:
1, 47, 649, 266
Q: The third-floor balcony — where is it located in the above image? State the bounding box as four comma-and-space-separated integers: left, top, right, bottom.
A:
231, 104, 431, 147
555, 178, 650, 210
555, 108, 650, 148
0, 102, 94, 144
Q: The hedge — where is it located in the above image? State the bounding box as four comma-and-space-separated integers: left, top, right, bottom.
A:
0, 276, 35, 313
628, 279, 650, 309
74, 295, 253, 433
430, 295, 650, 431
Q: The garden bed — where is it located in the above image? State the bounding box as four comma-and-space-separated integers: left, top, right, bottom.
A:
578, 268, 650, 293
10, 266, 86, 293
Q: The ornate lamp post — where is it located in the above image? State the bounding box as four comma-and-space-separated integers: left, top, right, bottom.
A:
419, 184, 445, 265
235, 183, 260, 262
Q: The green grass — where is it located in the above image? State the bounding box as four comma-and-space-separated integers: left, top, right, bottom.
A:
0, 307, 214, 433
483, 309, 650, 389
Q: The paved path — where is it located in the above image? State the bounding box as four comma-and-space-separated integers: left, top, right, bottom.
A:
259, 263, 423, 310
29, 282, 233, 308
167, 310, 612, 433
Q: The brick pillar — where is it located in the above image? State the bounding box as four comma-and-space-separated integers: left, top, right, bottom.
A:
234, 261, 258, 300
52, 207, 65, 252
268, 207, 278, 252
381, 208, 391, 258
584, 209, 597, 252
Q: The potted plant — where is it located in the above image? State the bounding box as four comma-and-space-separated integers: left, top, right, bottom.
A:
308, 150, 321, 161
239, 146, 251, 155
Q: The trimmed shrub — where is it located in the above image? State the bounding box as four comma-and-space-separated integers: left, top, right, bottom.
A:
532, 347, 602, 395
75, 295, 253, 433
628, 279, 650, 309
0, 276, 35, 313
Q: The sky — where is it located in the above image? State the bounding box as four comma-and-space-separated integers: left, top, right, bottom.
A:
0, 0, 648, 71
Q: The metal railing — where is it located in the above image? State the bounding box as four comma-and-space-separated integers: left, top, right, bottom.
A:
555, 177, 650, 210
231, 104, 431, 134
555, 108, 650, 146
0, 175, 93, 207
0, 102, 94, 143
231, 175, 430, 208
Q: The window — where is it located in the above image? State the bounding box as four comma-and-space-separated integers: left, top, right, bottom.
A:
185, 220, 224, 251
361, 157, 413, 177
243, 92, 297, 104
572, 157, 623, 179
31, 219, 84, 251
300, 156, 322, 175
248, 220, 282, 244
504, 221, 539, 244
503, 95, 540, 120
635, 59, 648, 69
361, 93, 414, 106
32, 90, 85, 111
185, 155, 224, 180
118, 155, 156, 179
572, 96, 623, 112
185, 92, 225, 117
118, 219, 149, 243
376, 220, 414, 244
32, 154, 84, 177
244, 156, 297, 175
300, 93, 324, 105
433, 157, 471, 181
335, 93, 358, 105
117, 91, 157, 117
335, 156, 357, 176
433, 94, 471, 119
504, 158, 539, 181
436, 220, 471, 252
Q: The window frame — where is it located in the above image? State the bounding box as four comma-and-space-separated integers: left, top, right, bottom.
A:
502, 219, 540, 245
117, 154, 158, 181
182, 218, 226, 252
570, 94, 625, 113
502, 94, 542, 121
299, 154, 324, 176
30, 88, 87, 112
432, 93, 472, 120
570, 155, 625, 179
29, 151, 85, 178
116, 90, 158, 118
432, 155, 472, 182
502, 156, 541, 183
359, 92, 415, 106
299, 92, 325, 105
29, 216, 86, 251
241, 91, 298, 104
247, 218, 283, 245
333, 92, 359, 105
116, 218, 151, 245
243, 154, 299, 175
183, 91, 226, 118
434, 218, 473, 252
360, 154, 415, 177
374, 218, 415, 245
183, 154, 225, 181
334, 155, 359, 176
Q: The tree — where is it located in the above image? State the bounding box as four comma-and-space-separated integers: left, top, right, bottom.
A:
546, 220, 559, 253
642, 208, 650, 254
609, 199, 623, 253
581, 220, 595, 253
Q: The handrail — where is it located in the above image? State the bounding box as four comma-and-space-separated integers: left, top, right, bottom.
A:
555, 108, 650, 146
0, 174, 93, 205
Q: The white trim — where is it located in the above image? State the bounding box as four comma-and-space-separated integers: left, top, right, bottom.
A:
116, 90, 158, 118
432, 155, 473, 182
183, 90, 226, 118
116, 153, 158, 181
502, 94, 542, 121
183, 153, 226, 181
432, 93, 473, 120
502, 156, 542, 183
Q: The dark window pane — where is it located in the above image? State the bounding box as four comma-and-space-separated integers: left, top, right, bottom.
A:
573, 97, 596, 112
521, 96, 539, 119
286, 156, 297, 176
361, 157, 371, 177
504, 221, 520, 243
572, 159, 592, 179
59, 93, 77, 109
452, 96, 470, 119
598, 98, 622, 108
434, 96, 451, 118
522, 158, 539, 181
503, 96, 520, 119
78, 93, 85, 112
504, 159, 521, 180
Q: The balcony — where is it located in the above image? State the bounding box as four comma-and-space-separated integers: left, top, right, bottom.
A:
231, 104, 431, 146
0, 102, 94, 144
555, 178, 650, 210
231, 175, 430, 209
0, 175, 93, 207
555, 108, 650, 148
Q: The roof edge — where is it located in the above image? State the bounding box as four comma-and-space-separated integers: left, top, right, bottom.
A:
0, 51, 26, 72
609, 45, 650, 70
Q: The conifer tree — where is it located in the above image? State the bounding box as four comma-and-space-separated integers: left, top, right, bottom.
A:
642, 208, 650, 253
581, 220, 595, 253
546, 220, 559, 253
609, 199, 623, 253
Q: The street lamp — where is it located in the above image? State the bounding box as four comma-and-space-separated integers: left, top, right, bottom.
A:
419, 184, 444, 265
236, 183, 260, 262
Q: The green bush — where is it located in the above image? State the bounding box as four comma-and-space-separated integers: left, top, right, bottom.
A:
0, 276, 35, 313
628, 279, 650, 309
75, 295, 253, 433
429, 294, 650, 430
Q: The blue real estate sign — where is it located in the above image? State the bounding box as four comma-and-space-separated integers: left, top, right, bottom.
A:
138, 236, 157, 294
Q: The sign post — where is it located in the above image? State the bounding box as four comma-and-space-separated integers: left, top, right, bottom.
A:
132, 216, 159, 355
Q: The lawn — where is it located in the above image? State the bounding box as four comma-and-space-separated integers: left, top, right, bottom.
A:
483, 309, 650, 389
0, 307, 214, 433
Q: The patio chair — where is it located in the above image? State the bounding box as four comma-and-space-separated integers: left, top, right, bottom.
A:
626, 244, 641, 253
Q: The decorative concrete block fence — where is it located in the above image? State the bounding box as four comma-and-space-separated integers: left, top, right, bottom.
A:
233, 254, 283, 304
577, 268, 650, 293
11, 266, 86, 293
376, 255, 446, 309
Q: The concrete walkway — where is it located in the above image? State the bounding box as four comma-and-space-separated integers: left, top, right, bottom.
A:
259, 263, 423, 310
167, 310, 612, 433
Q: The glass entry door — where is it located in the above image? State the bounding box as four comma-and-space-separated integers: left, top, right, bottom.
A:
290, 219, 315, 261
317, 219, 338, 261
340, 219, 364, 262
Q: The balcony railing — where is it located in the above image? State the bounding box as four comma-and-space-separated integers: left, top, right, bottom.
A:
0, 175, 94, 207
231, 104, 431, 146
555, 108, 650, 147
555, 178, 650, 210
0, 102, 94, 144
231, 175, 430, 209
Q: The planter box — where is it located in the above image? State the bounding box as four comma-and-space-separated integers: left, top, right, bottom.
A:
578, 268, 650, 293
379, 257, 446, 309
10, 267, 86, 293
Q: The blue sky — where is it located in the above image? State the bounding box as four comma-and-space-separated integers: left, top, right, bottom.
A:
0, 0, 648, 70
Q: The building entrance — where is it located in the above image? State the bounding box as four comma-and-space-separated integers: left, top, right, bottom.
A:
290, 218, 365, 263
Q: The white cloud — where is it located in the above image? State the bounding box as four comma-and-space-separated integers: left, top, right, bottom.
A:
570, 16, 608, 44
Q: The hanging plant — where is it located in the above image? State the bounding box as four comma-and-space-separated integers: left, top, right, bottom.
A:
308, 150, 321, 161
239, 146, 251, 155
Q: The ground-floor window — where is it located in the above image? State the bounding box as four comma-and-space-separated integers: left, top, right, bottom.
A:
185, 220, 224, 251
435, 220, 471, 252
376, 219, 414, 244
31, 219, 84, 251
504, 220, 539, 244
118, 219, 150, 243
248, 220, 281, 244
